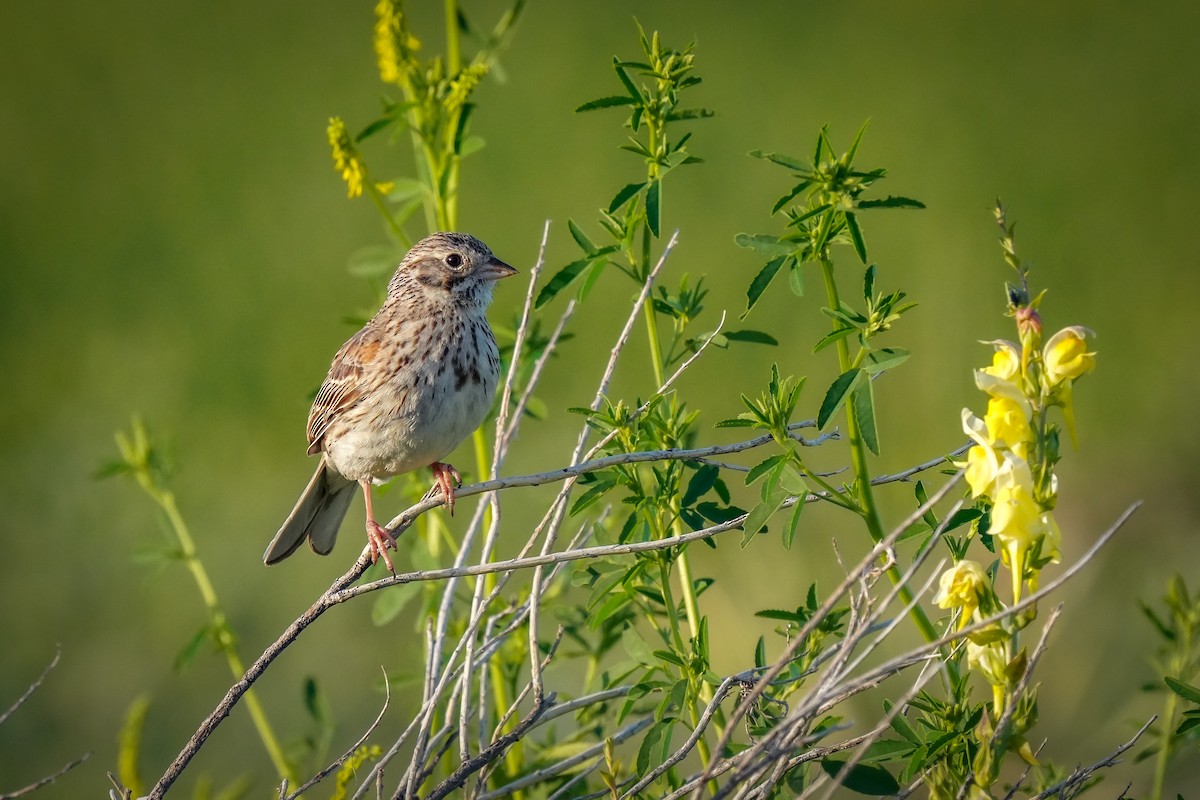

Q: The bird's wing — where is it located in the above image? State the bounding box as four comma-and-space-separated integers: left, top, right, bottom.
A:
306, 327, 385, 455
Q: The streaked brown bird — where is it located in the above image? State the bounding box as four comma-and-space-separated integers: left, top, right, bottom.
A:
264, 232, 517, 571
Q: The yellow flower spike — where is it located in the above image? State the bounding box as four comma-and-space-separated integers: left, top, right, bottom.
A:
446, 63, 490, 111
984, 395, 1033, 450
327, 117, 365, 199
1043, 326, 1096, 388
373, 0, 419, 87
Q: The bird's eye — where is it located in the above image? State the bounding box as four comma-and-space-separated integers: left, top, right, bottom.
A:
445, 253, 464, 269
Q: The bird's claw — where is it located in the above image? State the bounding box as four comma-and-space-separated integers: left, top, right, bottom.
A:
366, 520, 397, 573
430, 462, 463, 515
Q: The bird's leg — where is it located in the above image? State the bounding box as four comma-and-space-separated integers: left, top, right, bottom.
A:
360, 480, 397, 573
430, 462, 463, 515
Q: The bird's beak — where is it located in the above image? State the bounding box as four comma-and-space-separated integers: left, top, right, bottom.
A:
482, 257, 518, 282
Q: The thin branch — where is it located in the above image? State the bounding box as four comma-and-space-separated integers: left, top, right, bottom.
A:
146, 554, 372, 799
281, 667, 392, 799
479, 717, 652, 800
423, 697, 553, 800
0, 753, 90, 800
1028, 716, 1155, 800
0, 647, 61, 727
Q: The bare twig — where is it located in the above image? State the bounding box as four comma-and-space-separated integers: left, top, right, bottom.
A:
281, 667, 393, 799
0, 753, 90, 800
1029, 716, 1155, 800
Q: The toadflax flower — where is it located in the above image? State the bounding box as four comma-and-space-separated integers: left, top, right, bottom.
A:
1043, 326, 1095, 387
934, 560, 990, 628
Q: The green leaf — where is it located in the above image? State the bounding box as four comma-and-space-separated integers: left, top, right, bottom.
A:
575, 95, 638, 112
1166, 676, 1200, 704
813, 326, 855, 354
787, 261, 805, 296
724, 329, 778, 346
536, 257, 599, 309
744, 256, 786, 315
715, 417, 755, 428
819, 759, 900, 795
748, 149, 808, 171
734, 233, 794, 257
817, 369, 862, 429
782, 494, 804, 549
884, 700, 920, 745
653, 649, 685, 667
636, 718, 676, 777
859, 739, 915, 763
754, 636, 766, 668
683, 464, 720, 507
845, 211, 868, 263
567, 218, 596, 252
371, 581, 422, 626
863, 348, 911, 375
863, 264, 876, 301
645, 180, 661, 237
608, 181, 647, 213
853, 379, 879, 455
571, 476, 616, 516
857, 195, 926, 210
613, 58, 642, 100
174, 625, 211, 672
696, 502, 746, 524
746, 453, 786, 485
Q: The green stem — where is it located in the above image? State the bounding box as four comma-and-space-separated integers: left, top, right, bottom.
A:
149, 485, 298, 790
817, 258, 940, 648
1151, 687, 1177, 800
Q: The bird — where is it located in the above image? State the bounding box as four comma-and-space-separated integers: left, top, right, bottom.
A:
264, 232, 517, 571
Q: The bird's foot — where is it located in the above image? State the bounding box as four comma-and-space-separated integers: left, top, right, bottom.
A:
366, 520, 397, 573
430, 462, 463, 515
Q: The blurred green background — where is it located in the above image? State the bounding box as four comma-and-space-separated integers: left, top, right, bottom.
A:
3, 1, 1198, 796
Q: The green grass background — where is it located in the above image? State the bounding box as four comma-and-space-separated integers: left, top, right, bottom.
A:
2, 1, 1198, 795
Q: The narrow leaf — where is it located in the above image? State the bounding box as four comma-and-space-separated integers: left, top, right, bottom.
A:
535, 257, 598, 309
863, 348, 911, 375
854, 379, 880, 455
845, 211, 868, 263
782, 493, 804, 549
645, 180, 661, 237
1166, 676, 1200, 704
817, 369, 862, 429
575, 95, 638, 112
744, 256, 786, 315
723, 329, 779, 345
819, 759, 900, 795
748, 149, 808, 171
858, 195, 926, 209
608, 181, 646, 213
567, 218, 596, 252
683, 464, 720, 507
787, 261, 805, 296
734, 233, 795, 257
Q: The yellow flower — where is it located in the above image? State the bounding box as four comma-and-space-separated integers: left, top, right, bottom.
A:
446, 63, 489, 111
966, 640, 1009, 688
373, 0, 420, 87
988, 458, 1054, 602
984, 395, 1032, 450
959, 410, 1000, 497
934, 560, 989, 628
1043, 326, 1095, 387
979, 339, 1020, 381
327, 117, 365, 199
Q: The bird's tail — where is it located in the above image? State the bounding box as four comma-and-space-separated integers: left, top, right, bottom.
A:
264, 460, 357, 564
